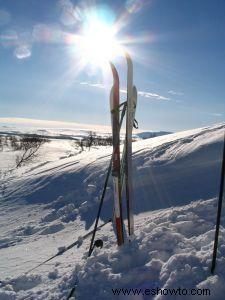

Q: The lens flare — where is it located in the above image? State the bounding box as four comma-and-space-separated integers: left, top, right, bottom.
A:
54, 4, 155, 78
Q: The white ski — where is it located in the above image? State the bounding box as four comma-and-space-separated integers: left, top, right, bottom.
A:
124, 53, 137, 236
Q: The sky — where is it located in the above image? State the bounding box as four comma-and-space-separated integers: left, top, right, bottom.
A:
0, 0, 225, 132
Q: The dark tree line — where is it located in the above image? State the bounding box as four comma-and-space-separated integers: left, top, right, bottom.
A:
75, 131, 113, 151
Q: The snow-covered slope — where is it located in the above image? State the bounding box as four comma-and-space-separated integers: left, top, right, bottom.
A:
135, 131, 172, 139
2, 123, 224, 216
0, 123, 225, 299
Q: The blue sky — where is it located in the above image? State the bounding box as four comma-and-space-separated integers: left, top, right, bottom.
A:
0, 0, 224, 131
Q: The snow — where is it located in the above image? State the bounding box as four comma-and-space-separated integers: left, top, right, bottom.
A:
0, 122, 225, 299
135, 131, 172, 140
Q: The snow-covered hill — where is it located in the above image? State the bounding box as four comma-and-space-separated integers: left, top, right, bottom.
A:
135, 131, 172, 140
0, 123, 225, 299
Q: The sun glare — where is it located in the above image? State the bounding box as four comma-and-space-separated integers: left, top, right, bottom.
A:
65, 5, 150, 75
77, 15, 123, 69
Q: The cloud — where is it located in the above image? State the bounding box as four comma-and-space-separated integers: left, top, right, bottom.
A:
168, 90, 184, 96
14, 45, 32, 59
80, 82, 105, 89
209, 113, 223, 117
79, 82, 171, 101
138, 91, 170, 101
199, 111, 223, 118
80, 82, 127, 95
0, 9, 11, 26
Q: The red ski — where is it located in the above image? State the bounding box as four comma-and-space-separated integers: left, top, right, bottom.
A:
110, 62, 124, 246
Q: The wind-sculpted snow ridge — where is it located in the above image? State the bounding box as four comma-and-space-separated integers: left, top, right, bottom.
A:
2, 123, 225, 223
1, 198, 224, 299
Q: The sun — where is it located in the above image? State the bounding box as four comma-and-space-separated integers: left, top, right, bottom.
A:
81, 19, 120, 65
76, 13, 123, 70
65, 6, 144, 76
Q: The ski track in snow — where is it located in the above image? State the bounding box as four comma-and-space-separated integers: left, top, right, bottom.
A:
0, 122, 225, 299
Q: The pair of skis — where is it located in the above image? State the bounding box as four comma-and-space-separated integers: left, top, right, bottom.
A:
110, 54, 137, 245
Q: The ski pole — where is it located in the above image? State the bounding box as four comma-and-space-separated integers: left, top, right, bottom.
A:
88, 101, 127, 256
25, 219, 111, 274
211, 131, 225, 274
